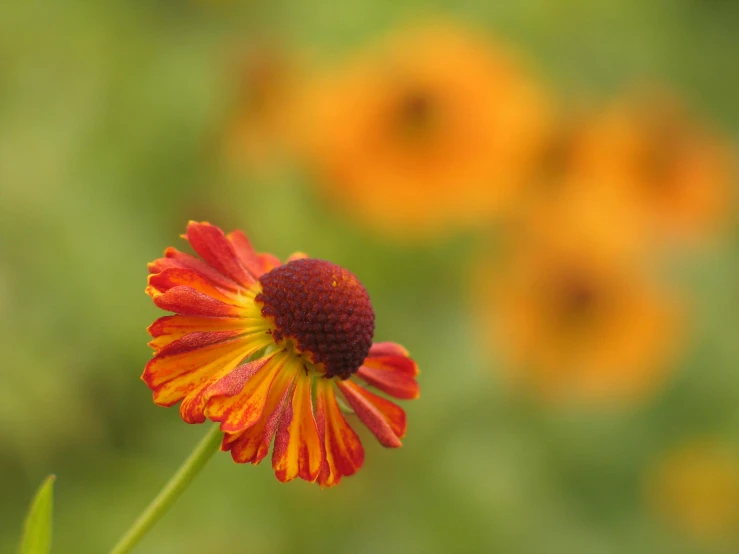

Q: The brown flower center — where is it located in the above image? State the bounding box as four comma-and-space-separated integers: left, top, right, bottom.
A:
256, 258, 375, 379
545, 268, 604, 329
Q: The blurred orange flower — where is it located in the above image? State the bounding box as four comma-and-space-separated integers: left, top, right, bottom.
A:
299, 23, 551, 239
568, 91, 736, 245
474, 226, 684, 405
222, 42, 303, 175
509, 176, 651, 264
647, 440, 739, 543
144, 222, 419, 486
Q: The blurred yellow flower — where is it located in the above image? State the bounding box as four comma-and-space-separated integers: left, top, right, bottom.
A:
647, 440, 739, 543
474, 224, 684, 405
568, 91, 736, 245
299, 22, 551, 239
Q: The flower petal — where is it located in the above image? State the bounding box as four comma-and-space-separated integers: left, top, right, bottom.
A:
145, 331, 244, 385
356, 342, 419, 399
355, 365, 419, 400
153, 286, 248, 317
227, 230, 273, 279
205, 353, 288, 433
142, 331, 257, 409
316, 379, 364, 488
272, 373, 322, 483
367, 342, 413, 359
336, 380, 406, 448
147, 315, 247, 351
186, 221, 256, 287
224, 368, 296, 465
257, 253, 282, 274
146, 267, 236, 303
148, 247, 241, 292
357, 351, 420, 399
180, 354, 272, 424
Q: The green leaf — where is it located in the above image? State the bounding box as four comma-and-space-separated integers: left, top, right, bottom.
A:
19, 475, 55, 554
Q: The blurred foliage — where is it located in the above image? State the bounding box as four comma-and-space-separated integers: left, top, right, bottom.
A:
1, 1, 738, 553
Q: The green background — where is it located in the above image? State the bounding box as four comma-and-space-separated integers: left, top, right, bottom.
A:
1, 1, 738, 553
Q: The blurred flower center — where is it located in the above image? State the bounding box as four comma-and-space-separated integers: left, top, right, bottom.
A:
256, 258, 376, 379
393, 88, 440, 142
546, 269, 604, 327
536, 127, 575, 183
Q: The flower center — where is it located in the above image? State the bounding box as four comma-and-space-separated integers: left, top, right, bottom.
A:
394, 88, 440, 142
256, 258, 375, 379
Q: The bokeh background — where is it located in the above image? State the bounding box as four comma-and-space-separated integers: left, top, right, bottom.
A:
2, 1, 739, 553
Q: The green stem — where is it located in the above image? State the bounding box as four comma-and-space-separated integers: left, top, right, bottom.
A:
108, 425, 223, 554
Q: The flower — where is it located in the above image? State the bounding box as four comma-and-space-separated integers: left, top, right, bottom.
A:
143, 222, 419, 486
567, 91, 735, 244
298, 22, 551, 240
507, 177, 650, 264
473, 227, 684, 405
221, 42, 304, 176
646, 440, 739, 543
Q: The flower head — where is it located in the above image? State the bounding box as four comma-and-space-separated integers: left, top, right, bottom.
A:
474, 228, 683, 405
568, 91, 735, 244
299, 23, 551, 239
144, 222, 419, 486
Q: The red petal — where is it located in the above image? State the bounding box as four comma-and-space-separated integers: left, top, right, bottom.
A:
227, 230, 272, 279
205, 353, 287, 433
151, 330, 244, 359
356, 343, 419, 399
356, 365, 419, 400
142, 331, 258, 411
147, 315, 245, 351
146, 267, 236, 303
180, 355, 272, 425
257, 253, 282, 275
185, 221, 256, 287
153, 286, 247, 317
336, 380, 406, 448
316, 380, 364, 488
367, 342, 412, 359
272, 373, 322, 483
149, 247, 241, 292
224, 368, 296, 465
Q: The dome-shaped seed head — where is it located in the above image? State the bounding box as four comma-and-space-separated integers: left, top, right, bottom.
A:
256, 258, 375, 379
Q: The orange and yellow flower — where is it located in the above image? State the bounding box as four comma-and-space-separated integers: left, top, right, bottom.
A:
299, 22, 551, 239
143, 222, 419, 486
567, 91, 736, 244
473, 227, 684, 405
